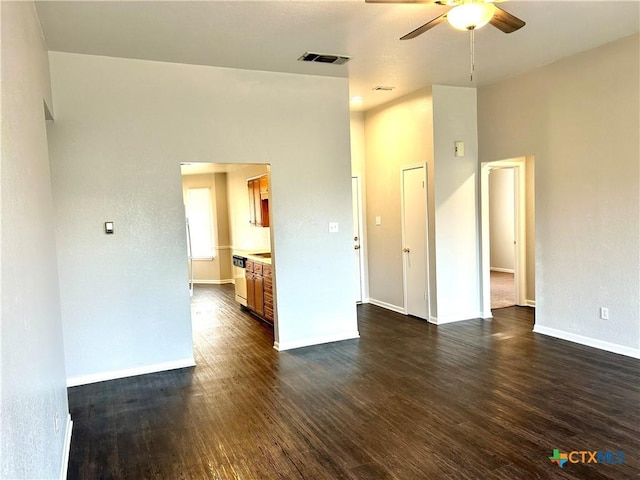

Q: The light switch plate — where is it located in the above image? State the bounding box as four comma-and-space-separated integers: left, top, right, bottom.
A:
375, 216, 382, 226
329, 222, 339, 233
105, 221, 114, 234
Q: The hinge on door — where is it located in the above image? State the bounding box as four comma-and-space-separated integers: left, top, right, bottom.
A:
422, 181, 425, 188
424, 291, 427, 300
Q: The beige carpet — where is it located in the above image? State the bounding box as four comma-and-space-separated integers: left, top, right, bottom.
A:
491, 271, 515, 309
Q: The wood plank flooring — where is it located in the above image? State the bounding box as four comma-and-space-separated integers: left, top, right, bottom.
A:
67, 285, 640, 479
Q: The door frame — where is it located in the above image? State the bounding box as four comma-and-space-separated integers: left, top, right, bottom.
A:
400, 163, 430, 319
352, 175, 366, 303
480, 158, 527, 317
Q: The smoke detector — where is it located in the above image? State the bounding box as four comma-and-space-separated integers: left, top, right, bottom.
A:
298, 52, 351, 65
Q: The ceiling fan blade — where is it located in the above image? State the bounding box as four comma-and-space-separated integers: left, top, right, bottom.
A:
489, 6, 525, 33
400, 13, 447, 40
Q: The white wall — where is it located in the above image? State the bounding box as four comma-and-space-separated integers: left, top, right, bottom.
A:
489, 168, 515, 271
363, 88, 434, 311
1, 2, 70, 478
227, 164, 271, 253
349, 112, 369, 301
478, 34, 640, 355
431, 85, 481, 323
48, 52, 358, 361
361, 86, 480, 322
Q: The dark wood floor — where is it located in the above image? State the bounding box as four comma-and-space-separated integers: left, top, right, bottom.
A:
67, 285, 640, 479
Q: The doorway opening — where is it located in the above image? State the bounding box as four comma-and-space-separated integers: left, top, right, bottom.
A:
489, 167, 516, 309
480, 157, 535, 317
180, 162, 277, 342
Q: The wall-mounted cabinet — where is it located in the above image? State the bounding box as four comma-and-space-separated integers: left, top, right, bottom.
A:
248, 174, 269, 227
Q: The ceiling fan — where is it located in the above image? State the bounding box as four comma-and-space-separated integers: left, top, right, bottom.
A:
366, 0, 525, 81
365, 0, 525, 40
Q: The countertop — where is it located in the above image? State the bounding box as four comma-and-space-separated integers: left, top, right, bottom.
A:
234, 250, 272, 265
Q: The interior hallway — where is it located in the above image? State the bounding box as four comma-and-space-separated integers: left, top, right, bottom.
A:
491, 271, 516, 309
66, 285, 639, 479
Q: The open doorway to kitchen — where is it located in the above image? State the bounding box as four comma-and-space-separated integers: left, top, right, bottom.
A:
180, 162, 276, 346
480, 156, 535, 317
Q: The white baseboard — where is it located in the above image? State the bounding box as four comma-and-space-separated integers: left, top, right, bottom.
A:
490, 267, 515, 273
367, 298, 406, 315
274, 331, 360, 351
59, 414, 73, 480
194, 279, 233, 285
533, 325, 640, 359
66, 357, 196, 387
525, 299, 536, 307
429, 311, 484, 325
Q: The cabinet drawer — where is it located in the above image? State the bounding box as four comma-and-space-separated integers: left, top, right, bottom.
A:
262, 264, 272, 278
264, 277, 272, 290
245, 260, 254, 273
253, 262, 263, 275
264, 306, 274, 321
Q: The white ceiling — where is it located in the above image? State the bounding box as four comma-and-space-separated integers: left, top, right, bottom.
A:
35, 1, 639, 111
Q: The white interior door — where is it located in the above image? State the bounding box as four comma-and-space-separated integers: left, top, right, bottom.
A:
352, 176, 363, 303
401, 166, 428, 319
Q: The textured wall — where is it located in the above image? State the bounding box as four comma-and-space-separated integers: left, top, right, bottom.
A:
48, 52, 358, 361
1, 2, 70, 478
363, 88, 434, 311
489, 168, 515, 271
349, 112, 369, 301
478, 34, 640, 351
432, 86, 481, 322
226, 164, 271, 253
525, 156, 536, 303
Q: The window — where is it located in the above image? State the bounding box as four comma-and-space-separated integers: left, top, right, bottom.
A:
186, 187, 215, 259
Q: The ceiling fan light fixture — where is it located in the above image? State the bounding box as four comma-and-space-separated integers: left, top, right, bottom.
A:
447, 2, 496, 31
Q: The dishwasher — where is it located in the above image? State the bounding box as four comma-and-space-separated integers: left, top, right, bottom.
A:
232, 255, 247, 306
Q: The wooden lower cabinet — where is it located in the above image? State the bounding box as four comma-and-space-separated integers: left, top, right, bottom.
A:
263, 264, 274, 322
244, 259, 273, 324
246, 261, 255, 311
254, 275, 264, 316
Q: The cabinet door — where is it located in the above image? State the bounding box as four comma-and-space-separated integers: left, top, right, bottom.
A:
260, 198, 269, 228
259, 175, 269, 197
253, 179, 262, 226
247, 180, 256, 225
259, 176, 269, 227
246, 272, 255, 311
254, 274, 264, 316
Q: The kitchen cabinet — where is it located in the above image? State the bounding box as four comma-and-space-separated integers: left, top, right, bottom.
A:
248, 175, 269, 227
244, 258, 273, 324
263, 264, 274, 322
246, 260, 255, 311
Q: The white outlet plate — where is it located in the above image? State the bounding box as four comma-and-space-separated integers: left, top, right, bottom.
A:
375, 216, 382, 226
329, 222, 339, 233
600, 307, 609, 320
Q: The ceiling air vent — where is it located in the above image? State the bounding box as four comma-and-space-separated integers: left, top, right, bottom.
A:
298, 52, 351, 65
